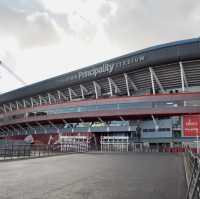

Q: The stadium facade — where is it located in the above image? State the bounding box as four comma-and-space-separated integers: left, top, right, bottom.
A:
1, 38, 200, 149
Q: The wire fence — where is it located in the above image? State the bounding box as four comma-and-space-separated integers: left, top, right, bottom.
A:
184, 147, 200, 199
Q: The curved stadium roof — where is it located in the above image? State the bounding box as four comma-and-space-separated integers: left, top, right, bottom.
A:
0, 37, 200, 104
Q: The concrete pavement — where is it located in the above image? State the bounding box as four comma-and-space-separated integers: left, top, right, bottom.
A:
0, 153, 187, 199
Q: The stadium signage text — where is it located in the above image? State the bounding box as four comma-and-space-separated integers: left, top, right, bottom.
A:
66, 55, 145, 81
78, 63, 114, 79
183, 115, 200, 136
78, 55, 145, 79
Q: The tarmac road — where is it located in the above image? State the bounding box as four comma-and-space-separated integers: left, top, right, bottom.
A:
0, 152, 187, 199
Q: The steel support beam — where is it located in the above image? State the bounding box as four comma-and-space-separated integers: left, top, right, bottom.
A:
39, 95, 42, 105
57, 90, 68, 101
124, 73, 138, 96
16, 101, 23, 109
98, 117, 104, 123
49, 121, 60, 133
79, 118, 84, 123
150, 67, 155, 95
48, 93, 57, 104
47, 93, 52, 104
23, 99, 31, 108
9, 103, 16, 111
124, 73, 130, 96
151, 115, 159, 131
57, 90, 61, 101
179, 61, 188, 92
3, 127, 11, 136
108, 77, 120, 96
32, 97, 40, 107
35, 122, 47, 133
3, 104, 11, 112
9, 103, 13, 111
25, 123, 37, 134
149, 67, 165, 93
93, 81, 101, 99
180, 61, 185, 92
80, 84, 88, 99
9, 125, 20, 135
0, 128, 6, 135
23, 99, 27, 108
30, 97, 34, 107
119, 116, 125, 121
38, 95, 48, 105
108, 77, 113, 96
16, 124, 28, 135
62, 119, 68, 124
0, 106, 5, 113
68, 88, 77, 101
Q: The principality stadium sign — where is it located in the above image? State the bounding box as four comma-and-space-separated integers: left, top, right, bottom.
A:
79, 55, 145, 79
78, 63, 114, 79
66, 55, 145, 82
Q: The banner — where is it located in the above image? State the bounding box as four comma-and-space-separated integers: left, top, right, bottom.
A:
183, 115, 200, 137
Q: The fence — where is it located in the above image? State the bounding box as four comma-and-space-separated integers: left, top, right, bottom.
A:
100, 136, 129, 152
59, 135, 90, 152
0, 142, 92, 161
184, 147, 200, 199
60, 142, 89, 152
100, 137, 186, 153
0, 144, 67, 161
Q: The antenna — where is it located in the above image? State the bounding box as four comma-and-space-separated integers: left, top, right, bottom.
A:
0, 60, 26, 86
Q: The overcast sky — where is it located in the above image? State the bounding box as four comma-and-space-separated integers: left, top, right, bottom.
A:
0, 0, 200, 93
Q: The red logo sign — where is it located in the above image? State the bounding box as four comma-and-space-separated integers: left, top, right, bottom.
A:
183, 115, 200, 136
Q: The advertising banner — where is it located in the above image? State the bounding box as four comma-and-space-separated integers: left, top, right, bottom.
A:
183, 115, 200, 137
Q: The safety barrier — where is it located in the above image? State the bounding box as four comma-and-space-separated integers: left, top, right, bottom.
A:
60, 142, 89, 152
0, 144, 66, 161
185, 147, 200, 199
100, 136, 129, 152
59, 135, 90, 152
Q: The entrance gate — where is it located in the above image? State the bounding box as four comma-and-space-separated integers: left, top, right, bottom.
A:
132, 142, 144, 152
100, 136, 129, 152
59, 135, 90, 152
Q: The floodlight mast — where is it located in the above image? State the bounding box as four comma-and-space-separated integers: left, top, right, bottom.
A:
0, 60, 26, 86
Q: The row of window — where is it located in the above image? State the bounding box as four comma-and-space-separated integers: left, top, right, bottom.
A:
143, 128, 171, 132
36, 100, 199, 115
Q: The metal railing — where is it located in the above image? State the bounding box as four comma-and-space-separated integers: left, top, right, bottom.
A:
0, 143, 89, 161
185, 147, 200, 199
60, 142, 89, 153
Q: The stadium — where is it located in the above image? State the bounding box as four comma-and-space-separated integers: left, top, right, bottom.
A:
1, 37, 200, 151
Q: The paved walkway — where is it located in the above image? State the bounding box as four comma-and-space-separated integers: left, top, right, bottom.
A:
0, 153, 187, 199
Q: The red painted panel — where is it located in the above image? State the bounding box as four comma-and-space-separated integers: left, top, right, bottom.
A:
6, 133, 59, 145
5, 132, 94, 144
183, 115, 200, 136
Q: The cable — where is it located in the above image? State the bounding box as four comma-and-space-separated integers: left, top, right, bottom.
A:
0, 60, 27, 86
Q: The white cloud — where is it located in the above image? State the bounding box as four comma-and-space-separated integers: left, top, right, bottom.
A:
0, 0, 200, 94
103, 0, 200, 50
